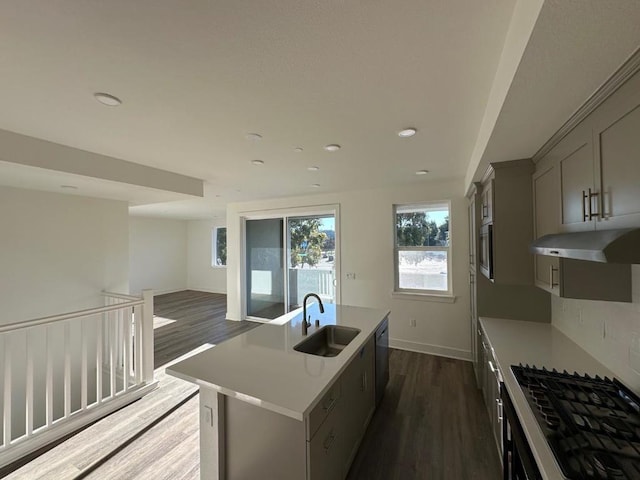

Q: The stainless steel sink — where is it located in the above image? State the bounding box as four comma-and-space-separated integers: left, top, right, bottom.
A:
294, 325, 361, 357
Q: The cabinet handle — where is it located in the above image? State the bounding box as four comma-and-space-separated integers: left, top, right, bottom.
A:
488, 360, 496, 373
482, 204, 488, 218
361, 372, 366, 392
549, 265, 559, 288
323, 430, 337, 452
588, 188, 600, 220
582, 190, 588, 221
322, 395, 337, 413
496, 398, 503, 422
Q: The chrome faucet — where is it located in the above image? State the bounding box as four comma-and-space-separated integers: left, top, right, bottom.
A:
302, 293, 325, 335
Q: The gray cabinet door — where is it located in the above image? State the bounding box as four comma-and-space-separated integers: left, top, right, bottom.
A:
308, 405, 345, 480
533, 164, 560, 293
557, 125, 596, 232
593, 71, 640, 229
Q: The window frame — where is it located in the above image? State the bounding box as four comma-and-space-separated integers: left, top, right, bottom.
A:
393, 201, 453, 298
212, 226, 227, 268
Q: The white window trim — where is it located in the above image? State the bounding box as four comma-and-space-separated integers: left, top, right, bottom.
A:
393, 200, 453, 297
212, 226, 227, 268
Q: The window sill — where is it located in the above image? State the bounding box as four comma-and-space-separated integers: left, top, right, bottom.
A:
391, 291, 456, 303
211, 265, 227, 269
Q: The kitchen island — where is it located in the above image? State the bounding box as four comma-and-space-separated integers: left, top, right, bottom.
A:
167, 303, 390, 480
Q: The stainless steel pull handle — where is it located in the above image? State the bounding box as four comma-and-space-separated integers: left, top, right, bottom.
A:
582, 190, 588, 221
588, 188, 600, 220
496, 398, 503, 422
549, 265, 559, 288
482, 204, 488, 218
323, 395, 337, 412
323, 430, 336, 451
488, 360, 496, 373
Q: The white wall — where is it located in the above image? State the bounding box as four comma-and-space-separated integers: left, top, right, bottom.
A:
0, 186, 129, 324
129, 217, 188, 295
226, 178, 472, 360
0, 186, 129, 436
187, 219, 227, 294
552, 266, 640, 391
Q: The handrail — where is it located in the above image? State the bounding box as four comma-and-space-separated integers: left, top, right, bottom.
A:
102, 291, 140, 301
0, 299, 143, 334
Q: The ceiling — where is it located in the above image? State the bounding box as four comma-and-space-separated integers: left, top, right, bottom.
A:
0, 1, 639, 219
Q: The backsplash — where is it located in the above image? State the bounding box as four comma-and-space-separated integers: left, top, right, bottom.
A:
552, 265, 640, 392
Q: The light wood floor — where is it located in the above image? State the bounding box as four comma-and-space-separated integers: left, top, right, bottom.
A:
2, 292, 501, 479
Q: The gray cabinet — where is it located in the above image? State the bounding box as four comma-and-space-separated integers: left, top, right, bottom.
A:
533, 164, 561, 293
478, 324, 502, 460
545, 68, 640, 233
480, 160, 535, 285
308, 399, 346, 480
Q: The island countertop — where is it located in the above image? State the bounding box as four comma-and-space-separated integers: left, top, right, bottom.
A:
167, 304, 389, 421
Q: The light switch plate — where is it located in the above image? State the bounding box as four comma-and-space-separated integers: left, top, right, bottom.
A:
203, 405, 214, 427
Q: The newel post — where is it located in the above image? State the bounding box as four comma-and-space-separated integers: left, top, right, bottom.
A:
142, 289, 155, 382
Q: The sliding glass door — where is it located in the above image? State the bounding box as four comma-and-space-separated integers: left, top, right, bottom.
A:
245, 212, 337, 321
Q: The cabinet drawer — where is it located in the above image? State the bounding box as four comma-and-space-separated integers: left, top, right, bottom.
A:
307, 378, 342, 440
307, 404, 345, 480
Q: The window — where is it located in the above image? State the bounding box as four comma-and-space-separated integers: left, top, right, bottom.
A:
212, 227, 227, 267
394, 201, 451, 295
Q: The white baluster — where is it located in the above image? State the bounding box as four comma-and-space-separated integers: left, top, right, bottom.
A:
81, 318, 88, 410
109, 310, 116, 397
46, 326, 53, 426
25, 329, 34, 436
3, 335, 12, 446
134, 304, 143, 384
96, 319, 103, 404
64, 322, 71, 418
123, 307, 131, 392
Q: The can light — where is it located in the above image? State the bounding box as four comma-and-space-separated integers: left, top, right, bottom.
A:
94, 92, 122, 107
398, 128, 417, 138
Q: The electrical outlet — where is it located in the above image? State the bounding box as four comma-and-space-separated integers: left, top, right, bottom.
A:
346, 272, 356, 280
409, 318, 416, 327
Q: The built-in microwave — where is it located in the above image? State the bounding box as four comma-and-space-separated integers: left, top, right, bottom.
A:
479, 223, 493, 280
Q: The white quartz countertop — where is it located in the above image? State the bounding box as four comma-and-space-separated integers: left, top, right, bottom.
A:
167, 304, 389, 421
480, 317, 615, 480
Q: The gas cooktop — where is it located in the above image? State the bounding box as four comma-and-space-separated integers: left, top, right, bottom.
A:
512, 364, 640, 479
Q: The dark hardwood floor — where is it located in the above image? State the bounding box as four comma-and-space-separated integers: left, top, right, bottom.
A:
153, 290, 259, 369
347, 349, 502, 480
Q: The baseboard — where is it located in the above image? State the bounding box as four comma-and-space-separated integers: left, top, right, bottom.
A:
390, 338, 472, 362
151, 288, 188, 296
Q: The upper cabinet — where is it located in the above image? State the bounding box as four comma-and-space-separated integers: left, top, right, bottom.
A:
479, 159, 534, 285
531, 63, 640, 301
547, 69, 640, 233
592, 73, 640, 229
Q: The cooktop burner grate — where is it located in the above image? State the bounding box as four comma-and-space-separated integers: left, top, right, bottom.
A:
512, 364, 640, 479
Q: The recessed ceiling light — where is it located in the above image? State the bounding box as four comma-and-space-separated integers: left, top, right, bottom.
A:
251, 159, 265, 165
246, 133, 263, 141
294, 147, 303, 153
415, 169, 429, 175
60, 185, 78, 190
94, 92, 122, 107
324, 144, 341, 152
307, 166, 320, 171
311, 183, 321, 188
398, 128, 417, 138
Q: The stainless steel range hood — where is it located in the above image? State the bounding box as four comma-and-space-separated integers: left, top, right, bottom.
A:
530, 228, 640, 263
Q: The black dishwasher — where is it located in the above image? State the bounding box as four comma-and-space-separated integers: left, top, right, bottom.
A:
375, 318, 389, 406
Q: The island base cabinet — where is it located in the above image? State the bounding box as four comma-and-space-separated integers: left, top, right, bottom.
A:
224, 396, 307, 480
307, 407, 346, 480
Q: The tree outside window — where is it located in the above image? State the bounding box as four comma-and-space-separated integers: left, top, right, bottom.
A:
213, 227, 227, 266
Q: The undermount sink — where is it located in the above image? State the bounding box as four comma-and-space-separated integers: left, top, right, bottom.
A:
294, 325, 361, 357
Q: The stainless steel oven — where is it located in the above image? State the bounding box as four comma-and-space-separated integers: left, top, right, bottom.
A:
479, 223, 493, 280
502, 386, 542, 479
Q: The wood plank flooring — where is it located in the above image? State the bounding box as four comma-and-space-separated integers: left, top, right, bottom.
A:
347, 350, 502, 480
153, 290, 259, 369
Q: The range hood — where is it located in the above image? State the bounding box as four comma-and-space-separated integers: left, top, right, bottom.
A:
530, 228, 640, 263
